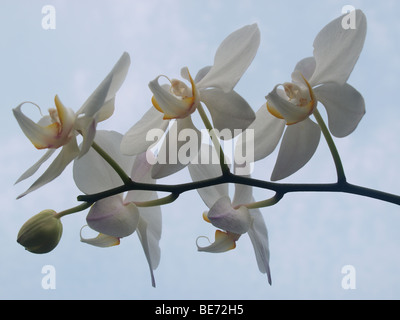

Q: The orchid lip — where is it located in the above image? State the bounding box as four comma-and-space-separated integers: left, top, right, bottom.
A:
196, 230, 240, 253
13, 97, 76, 150
150, 68, 199, 120
266, 74, 317, 125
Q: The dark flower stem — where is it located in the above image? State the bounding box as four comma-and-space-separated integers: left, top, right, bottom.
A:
77, 172, 400, 207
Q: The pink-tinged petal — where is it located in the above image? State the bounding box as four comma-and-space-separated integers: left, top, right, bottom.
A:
17, 138, 80, 198
196, 24, 260, 92
130, 151, 155, 184
197, 230, 240, 253
126, 152, 159, 203
271, 118, 321, 181
314, 83, 365, 138
80, 226, 120, 247
200, 88, 255, 138
189, 144, 229, 208
87, 195, 139, 238
309, 10, 367, 86
207, 196, 252, 235
120, 108, 169, 156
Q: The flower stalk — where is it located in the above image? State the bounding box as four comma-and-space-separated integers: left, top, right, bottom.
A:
90, 140, 132, 185
241, 192, 284, 210
134, 193, 179, 208
196, 104, 230, 175
313, 108, 346, 183
55, 202, 93, 219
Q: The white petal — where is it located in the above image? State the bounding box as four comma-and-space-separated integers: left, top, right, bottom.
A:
309, 10, 367, 86
136, 210, 162, 287
15, 149, 56, 184
73, 53, 130, 157
102, 52, 131, 103
247, 207, 272, 284
77, 52, 131, 117
200, 89, 255, 138
75, 115, 97, 157
17, 138, 80, 198
78, 76, 112, 118
207, 196, 252, 234
293, 57, 316, 81
120, 108, 169, 156
80, 226, 120, 247
151, 117, 201, 179
87, 195, 139, 238
73, 131, 135, 194
96, 97, 115, 123
188, 144, 229, 208
196, 24, 260, 92
314, 83, 365, 138
271, 118, 321, 181
235, 104, 285, 162
194, 66, 212, 83
232, 183, 253, 208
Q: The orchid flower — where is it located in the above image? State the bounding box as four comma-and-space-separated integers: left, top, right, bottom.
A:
189, 144, 272, 284
73, 130, 162, 287
13, 52, 130, 197
237, 10, 367, 181
121, 24, 260, 179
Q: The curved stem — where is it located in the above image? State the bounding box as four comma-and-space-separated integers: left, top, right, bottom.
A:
313, 108, 346, 183
241, 192, 284, 209
134, 193, 179, 208
55, 202, 92, 219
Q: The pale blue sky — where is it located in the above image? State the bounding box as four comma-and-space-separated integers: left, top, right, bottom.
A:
2, 0, 400, 299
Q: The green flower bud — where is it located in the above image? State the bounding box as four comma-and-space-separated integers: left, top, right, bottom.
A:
17, 209, 63, 254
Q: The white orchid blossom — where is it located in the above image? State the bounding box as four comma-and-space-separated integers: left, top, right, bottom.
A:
189, 144, 272, 284
237, 10, 366, 181
73, 130, 162, 287
121, 24, 260, 179
13, 52, 130, 197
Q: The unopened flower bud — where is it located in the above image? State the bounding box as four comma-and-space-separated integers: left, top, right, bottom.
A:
17, 209, 63, 254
